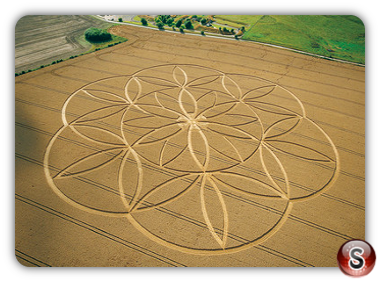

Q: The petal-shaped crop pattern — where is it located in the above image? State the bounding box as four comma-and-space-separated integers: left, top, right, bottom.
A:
44, 65, 339, 254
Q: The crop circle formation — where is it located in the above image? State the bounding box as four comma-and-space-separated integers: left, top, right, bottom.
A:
44, 64, 339, 254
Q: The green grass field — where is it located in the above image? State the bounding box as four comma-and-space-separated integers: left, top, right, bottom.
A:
214, 15, 365, 64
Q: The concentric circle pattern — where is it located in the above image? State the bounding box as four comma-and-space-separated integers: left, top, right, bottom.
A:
44, 64, 339, 254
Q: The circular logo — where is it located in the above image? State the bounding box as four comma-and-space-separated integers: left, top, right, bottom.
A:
337, 239, 376, 277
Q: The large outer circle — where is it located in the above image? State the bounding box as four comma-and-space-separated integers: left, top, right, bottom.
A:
44, 64, 340, 255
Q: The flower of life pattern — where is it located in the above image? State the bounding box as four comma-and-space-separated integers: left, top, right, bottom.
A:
44, 64, 339, 255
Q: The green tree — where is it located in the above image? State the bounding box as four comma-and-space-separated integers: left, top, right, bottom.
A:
156, 15, 170, 24
200, 18, 207, 25
184, 20, 193, 29
157, 21, 164, 30
167, 17, 174, 26
175, 19, 182, 28
85, 28, 112, 43
141, 18, 148, 26
118, 18, 123, 22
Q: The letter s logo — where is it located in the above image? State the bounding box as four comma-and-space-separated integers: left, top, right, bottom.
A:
349, 247, 365, 270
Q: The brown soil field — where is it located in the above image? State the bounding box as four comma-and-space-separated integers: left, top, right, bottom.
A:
15, 15, 110, 74
15, 24, 365, 267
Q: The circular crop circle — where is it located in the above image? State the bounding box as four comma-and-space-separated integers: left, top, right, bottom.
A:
44, 64, 339, 254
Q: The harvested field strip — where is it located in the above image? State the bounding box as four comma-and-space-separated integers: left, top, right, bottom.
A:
15, 15, 115, 73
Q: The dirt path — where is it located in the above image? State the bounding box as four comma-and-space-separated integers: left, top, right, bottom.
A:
15, 24, 364, 267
